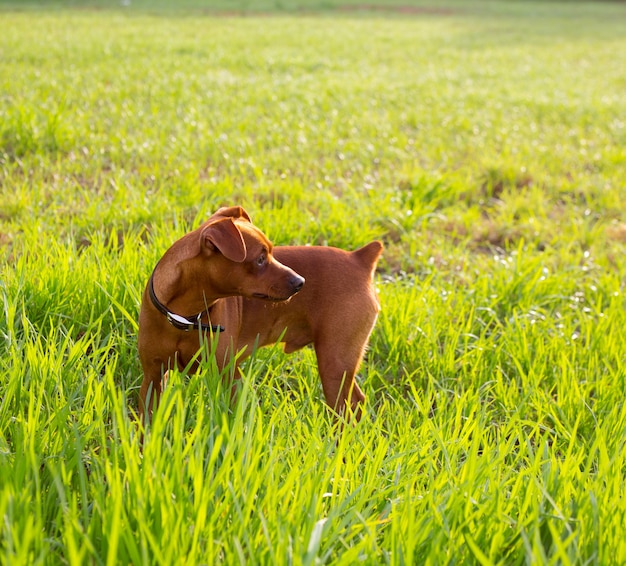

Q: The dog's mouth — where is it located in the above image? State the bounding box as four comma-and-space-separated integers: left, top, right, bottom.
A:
252, 293, 292, 302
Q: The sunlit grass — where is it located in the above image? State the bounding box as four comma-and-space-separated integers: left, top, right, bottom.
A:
1, 0, 626, 564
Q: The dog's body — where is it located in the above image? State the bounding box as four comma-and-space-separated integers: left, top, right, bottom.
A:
138, 206, 383, 422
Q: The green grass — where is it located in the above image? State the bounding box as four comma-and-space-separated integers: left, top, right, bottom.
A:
1, 0, 626, 563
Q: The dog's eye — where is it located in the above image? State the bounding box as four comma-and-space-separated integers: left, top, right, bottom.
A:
256, 254, 266, 267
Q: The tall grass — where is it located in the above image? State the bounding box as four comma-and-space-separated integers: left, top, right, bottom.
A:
1, 1, 626, 563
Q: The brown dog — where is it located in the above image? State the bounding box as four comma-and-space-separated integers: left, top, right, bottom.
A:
138, 206, 383, 423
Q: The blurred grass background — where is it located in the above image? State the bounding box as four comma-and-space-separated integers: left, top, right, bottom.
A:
1, 1, 625, 563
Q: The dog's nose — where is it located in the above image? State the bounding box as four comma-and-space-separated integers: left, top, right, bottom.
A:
291, 274, 305, 292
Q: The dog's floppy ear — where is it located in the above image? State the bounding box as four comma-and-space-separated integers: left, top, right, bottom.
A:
207, 206, 252, 224
201, 218, 247, 262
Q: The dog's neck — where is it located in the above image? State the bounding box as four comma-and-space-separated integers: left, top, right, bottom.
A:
148, 268, 223, 333
151, 232, 221, 315
151, 259, 219, 317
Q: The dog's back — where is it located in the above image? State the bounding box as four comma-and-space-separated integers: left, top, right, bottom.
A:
240, 242, 383, 351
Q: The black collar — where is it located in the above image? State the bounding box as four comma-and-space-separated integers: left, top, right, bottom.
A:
148, 270, 224, 333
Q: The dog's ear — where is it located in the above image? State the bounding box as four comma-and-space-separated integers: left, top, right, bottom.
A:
207, 206, 252, 224
201, 218, 247, 262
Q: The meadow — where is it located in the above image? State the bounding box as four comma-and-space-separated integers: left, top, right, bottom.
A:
1, 0, 625, 563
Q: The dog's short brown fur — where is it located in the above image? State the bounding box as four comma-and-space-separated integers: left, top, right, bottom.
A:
138, 206, 383, 422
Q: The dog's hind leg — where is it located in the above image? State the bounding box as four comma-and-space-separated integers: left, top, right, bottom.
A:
313, 335, 368, 420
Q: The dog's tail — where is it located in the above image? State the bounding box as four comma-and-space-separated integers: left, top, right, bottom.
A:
353, 241, 384, 273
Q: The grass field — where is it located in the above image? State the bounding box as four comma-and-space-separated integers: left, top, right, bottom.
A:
1, 0, 626, 563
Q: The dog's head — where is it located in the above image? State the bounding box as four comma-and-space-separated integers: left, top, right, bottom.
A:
199, 206, 305, 301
